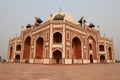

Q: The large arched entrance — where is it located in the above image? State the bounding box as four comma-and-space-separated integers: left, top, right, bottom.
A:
15, 55, 20, 62
72, 37, 82, 59
100, 55, 105, 63
87, 36, 97, 63
9, 47, 13, 59
53, 50, 62, 64
35, 37, 44, 59
23, 36, 31, 59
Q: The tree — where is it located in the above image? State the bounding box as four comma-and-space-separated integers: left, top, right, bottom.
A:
0, 56, 2, 61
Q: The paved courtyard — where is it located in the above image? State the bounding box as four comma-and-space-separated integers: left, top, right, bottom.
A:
0, 63, 120, 80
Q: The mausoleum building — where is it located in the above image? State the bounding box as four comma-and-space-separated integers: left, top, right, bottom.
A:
7, 11, 115, 64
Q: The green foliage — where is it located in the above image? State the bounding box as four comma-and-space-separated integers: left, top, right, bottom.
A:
0, 56, 2, 61
115, 59, 120, 63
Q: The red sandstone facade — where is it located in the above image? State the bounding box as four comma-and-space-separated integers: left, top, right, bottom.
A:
7, 11, 115, 64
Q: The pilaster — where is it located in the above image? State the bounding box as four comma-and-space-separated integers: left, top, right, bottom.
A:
49, 22, 53, 58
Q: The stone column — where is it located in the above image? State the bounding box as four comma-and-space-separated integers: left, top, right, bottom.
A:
29, 36, 34, 63
49, 22, 53, 64
62, 22, 65, 64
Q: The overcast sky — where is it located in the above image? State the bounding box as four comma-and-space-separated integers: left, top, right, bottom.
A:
0, 0, 120, 60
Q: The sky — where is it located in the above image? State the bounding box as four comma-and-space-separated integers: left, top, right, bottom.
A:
0, 0, 120, 60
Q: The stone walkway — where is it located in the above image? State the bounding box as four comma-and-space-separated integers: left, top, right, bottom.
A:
0, 63, 120, 80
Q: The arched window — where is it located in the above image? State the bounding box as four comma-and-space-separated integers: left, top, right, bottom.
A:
89, 43, 92, 50
99, 45, 104, 51
16, 45, 21, 51
53, 32, 62, 43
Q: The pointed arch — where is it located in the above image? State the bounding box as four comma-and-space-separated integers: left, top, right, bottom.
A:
23, 36, 31, 59
9, 47, 13, 59
15, 55, 20, 62
53, 50, 62, 64
99, 45, 105, 51
53, 32, 62, 43
72, 37, 82, 59
35, 37, 44, 59
87, 36, 97, 61
16, 44, 21, 51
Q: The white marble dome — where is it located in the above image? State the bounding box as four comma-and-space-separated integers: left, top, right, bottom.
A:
47, 11, 76, 23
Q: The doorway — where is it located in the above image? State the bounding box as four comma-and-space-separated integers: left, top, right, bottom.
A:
90, 55, 93, 63
53, 50, 62, 64
100, 55, 105, 63
15, 55, 20, 62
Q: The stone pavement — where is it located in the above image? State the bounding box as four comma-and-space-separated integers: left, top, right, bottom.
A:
0, 63, 120, 80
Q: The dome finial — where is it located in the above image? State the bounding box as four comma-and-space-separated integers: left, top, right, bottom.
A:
59, 6, 62, 12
